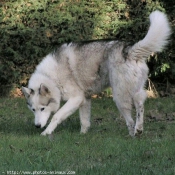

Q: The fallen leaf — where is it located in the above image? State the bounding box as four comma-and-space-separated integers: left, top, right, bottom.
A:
147, 110, 165, 121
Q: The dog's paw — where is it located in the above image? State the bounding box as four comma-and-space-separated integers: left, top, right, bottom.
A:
41, 131, 47, 136
128, 126, 135, 137
80, 126, 89, 134
134, 129, 143, 137
41, 129, 52, 136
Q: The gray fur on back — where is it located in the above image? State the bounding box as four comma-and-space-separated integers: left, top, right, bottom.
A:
53, 40, 124, 97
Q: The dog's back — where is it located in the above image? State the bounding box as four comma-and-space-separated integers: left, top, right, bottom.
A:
53, 41, 121, 96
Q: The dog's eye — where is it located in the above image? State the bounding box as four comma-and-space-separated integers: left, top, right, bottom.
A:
41, 108, 45, 111
32, 108, 35, 112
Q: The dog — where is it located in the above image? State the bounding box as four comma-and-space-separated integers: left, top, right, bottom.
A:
22, 11, 171, 137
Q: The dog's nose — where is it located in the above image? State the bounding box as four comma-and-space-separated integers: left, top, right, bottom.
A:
35, 124, 41, 128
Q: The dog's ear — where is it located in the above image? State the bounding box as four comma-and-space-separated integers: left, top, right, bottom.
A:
21, 86, 34, 99
39, 84, 50, 96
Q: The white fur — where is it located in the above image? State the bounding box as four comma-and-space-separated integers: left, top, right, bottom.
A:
130, 10, 171, 61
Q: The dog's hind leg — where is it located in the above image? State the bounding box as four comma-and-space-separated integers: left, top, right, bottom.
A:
79, 98, 91, 134
118, 107, 135, 137
113, 94, 135, 137
133, 89, 147, 136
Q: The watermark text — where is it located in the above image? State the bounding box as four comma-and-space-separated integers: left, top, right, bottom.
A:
3, 171, 76, 175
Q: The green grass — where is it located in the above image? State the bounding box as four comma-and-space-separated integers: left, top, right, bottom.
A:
0, 97, 175, 175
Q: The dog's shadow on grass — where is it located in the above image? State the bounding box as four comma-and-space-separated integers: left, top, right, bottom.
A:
0, 114, 81, 136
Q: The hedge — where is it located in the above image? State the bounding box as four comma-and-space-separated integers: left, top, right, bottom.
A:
0, 0, 175, 95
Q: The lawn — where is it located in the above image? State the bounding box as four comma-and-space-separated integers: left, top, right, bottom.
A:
0, 97, 175, 175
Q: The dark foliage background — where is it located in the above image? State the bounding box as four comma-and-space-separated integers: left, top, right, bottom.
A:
0, 0, 174, 95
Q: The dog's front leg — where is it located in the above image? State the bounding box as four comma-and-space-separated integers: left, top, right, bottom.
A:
41, 96, 84, 136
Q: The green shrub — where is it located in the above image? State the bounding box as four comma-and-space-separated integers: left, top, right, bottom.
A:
0, 0, 174, 95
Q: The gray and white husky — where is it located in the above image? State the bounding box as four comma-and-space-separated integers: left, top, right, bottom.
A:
22, 11, 171, 137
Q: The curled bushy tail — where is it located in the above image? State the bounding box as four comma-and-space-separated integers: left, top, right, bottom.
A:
129, 10, 171, 61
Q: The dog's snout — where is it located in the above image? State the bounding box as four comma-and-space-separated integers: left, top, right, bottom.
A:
35, 124, 41, 128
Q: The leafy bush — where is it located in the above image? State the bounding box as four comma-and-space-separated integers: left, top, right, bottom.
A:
0, 0, 174, 95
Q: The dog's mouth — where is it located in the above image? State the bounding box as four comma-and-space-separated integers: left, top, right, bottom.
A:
34, 120, 48, 129
35, 124, 42, 128
34, 114, 53, 129
35, 124, 47, 130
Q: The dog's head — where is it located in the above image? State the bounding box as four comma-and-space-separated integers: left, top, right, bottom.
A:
22, 84, 60, 128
